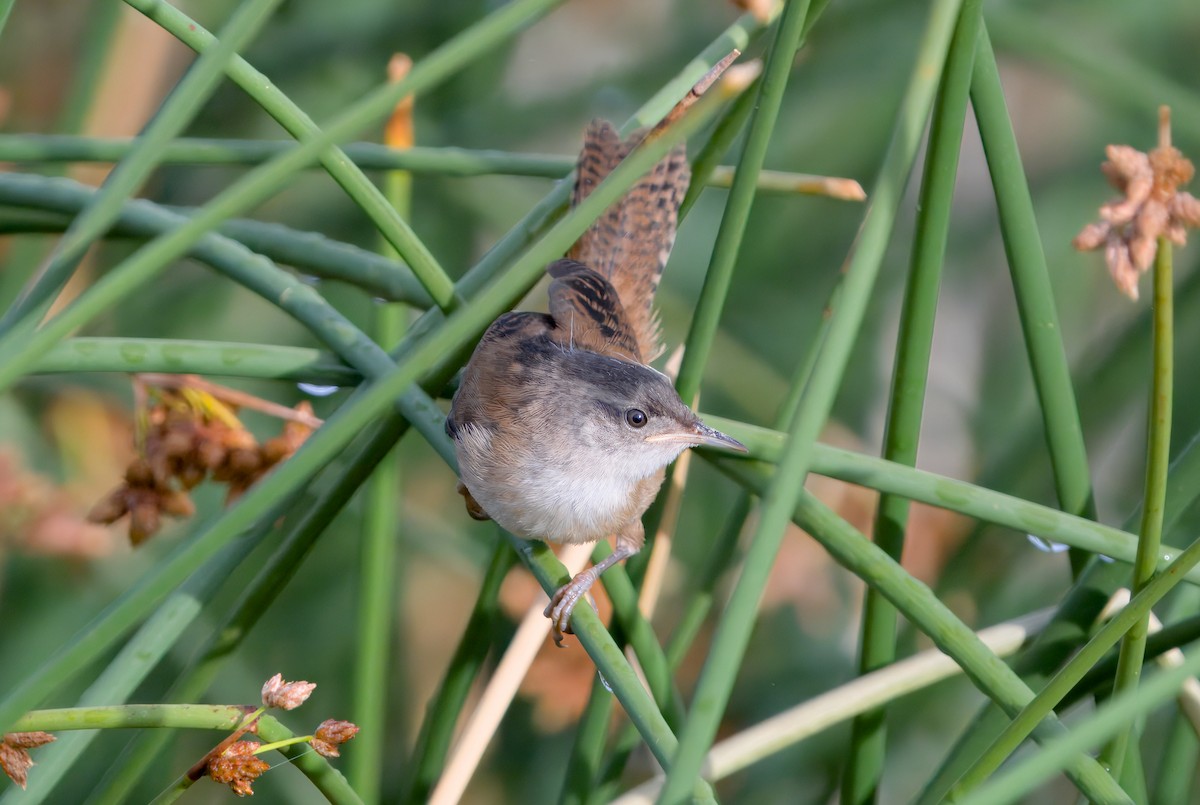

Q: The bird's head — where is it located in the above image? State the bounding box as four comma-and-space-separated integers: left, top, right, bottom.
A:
561, 351, 747, 477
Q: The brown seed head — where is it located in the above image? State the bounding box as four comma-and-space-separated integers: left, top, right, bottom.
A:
1, 732, 55, 790
311, 719, 360, 758
206, 741, 269, 797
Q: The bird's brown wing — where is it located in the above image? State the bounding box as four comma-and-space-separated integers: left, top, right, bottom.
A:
447, 311, 556, 435
567, 119, 690, 362
545, 259, 641, 362
447, 311, 560, 524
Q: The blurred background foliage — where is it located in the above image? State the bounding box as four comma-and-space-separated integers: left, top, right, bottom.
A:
0, 0, 1198, 802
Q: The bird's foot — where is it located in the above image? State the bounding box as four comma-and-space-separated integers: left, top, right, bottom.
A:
544, 568, 600, 647
456, 481, 491, 521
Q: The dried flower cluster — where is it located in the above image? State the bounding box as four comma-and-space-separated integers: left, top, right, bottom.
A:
206, 741, 270, 798
0, 731, 56, 790
311, 720, 360, 758
1074, 106, 1200, 299
88, 377, 318, 544
261, 673, 316, 711
200, 674, 359, 797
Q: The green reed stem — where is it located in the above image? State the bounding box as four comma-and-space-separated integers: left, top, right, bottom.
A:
255, 715, 364, 804
703, 422, 1200, 585
915, 318, 1200, 802
1102, 238, 1175, 774
1150, 586, 1200, 805
589, 542, 685, 725
1051, 615, 1200, 710
0, 0, 283, 337
842, 4, 980, 801
0, 0, 564, 391
958, 647, 1200, 805
0, 135, 855, 199
678, 75, 761, 217
0, 173, 434, 307
718, 465, 1129, 802
560, 678, 617, 805
674, 0, 813, 404
33, 337, 359, 384
121, 0, 476, 313
142, 714, 363, 805
972, 25, 1097, 574
350, 133, 414, 799
591, 242, 845, 801
351, 426, 399, 802
505, 536, 713, 804
658, 0, 964, 797
14, 704, 252, 733
0, 0, 121, 309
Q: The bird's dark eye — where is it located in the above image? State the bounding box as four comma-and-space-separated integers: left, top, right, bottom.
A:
625, 408, 648, 428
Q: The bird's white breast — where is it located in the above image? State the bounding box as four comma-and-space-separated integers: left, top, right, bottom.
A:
453, 422, 657, 544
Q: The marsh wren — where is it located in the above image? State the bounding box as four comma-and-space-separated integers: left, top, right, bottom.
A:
447, 116, 746, 645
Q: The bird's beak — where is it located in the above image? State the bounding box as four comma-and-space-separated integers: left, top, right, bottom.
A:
645, 421, 748, 452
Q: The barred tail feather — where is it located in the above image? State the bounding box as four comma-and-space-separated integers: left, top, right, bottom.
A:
567, 120, 690, 362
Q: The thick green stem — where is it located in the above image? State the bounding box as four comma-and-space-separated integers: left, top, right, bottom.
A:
350, 143, 413, 800
659, 0, 972, 798
843, 3, 981, 800
0, 517, 282, 805
0, 172, 434, 306
504, 535, 714, 803
971, 25, 1097, 576
12, 704, 252, 733
33, 337, 360, 383
0, 135, 857, 199
674, 0, 813, 403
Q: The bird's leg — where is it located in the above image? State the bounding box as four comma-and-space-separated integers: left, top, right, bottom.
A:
544, 528, 642, 647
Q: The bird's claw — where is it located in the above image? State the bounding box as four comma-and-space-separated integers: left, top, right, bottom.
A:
544, 580, 598, 648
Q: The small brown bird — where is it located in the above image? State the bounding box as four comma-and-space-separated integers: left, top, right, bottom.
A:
447, 119, 746, 645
